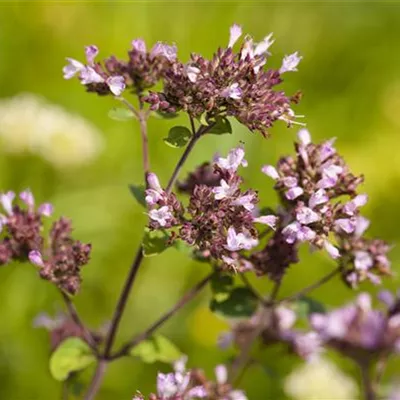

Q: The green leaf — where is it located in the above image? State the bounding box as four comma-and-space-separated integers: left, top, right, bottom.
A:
210, 287, 258, 319
128, 184, 146, 208
49, 338, 95, 382
142, 228, 171, 257
153, 110, 179, 119
108, 107, 136, 121
130, 335, 182, 364
210, 272, 234, 301
208, 116, 232, 135
295, 296, 326, 320
164, 126, 192, 148
198, 113, 208, 126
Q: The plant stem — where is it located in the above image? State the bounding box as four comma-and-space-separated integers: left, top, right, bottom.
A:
83, 360, 107, 400
359, 362, 376, 400
280, 266, 341, 303
103, 246, 144, 358
60, 291, 98, 354
110, 272, 213, 360
166, 131, 201, 193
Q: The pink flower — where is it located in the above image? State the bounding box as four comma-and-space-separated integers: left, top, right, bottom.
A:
216, 147, 248, 172
106, 76, 126, 96
38, 203, 54, 217
232, 193, 256, 211
279, 51, 302, 74
63, 58, 84, 79
285, 187, 304, 200
0, 191, 15, 216
29, 250, 44, 267
20, 189, 34, 210
253, 215, 278, 230
148, 206, 173, 227
225, 226, 258, 251
131, 39, 146, 52
228, 24, 242, 48
220, 83, 242, 100
343, 194, 368, 216
262, 165, 279, 180
213, 179, 237, 200
324, 240, 340, 259
85, 45, 99, 66
150, 42, 177, 62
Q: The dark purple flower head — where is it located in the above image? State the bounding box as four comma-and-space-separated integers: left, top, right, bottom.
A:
29, 217, 92, 294
0, 189, 51, 265
143, 25, 303, 137
309, 292, 400, 362
176, 147, 276, 271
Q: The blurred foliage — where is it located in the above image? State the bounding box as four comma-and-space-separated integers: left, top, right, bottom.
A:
0, 2, 400, 399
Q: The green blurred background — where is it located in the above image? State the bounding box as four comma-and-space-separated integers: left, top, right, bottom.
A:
0, 1, 400, 399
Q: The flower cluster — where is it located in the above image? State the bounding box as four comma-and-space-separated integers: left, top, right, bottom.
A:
146, 147, 277, 272
309, 292, 400, 362
0, 189, 91, 294
144, 25, 303, 136
219, 306, 322, 361
0, 190, 52, 264
64, 40, 177, 96
133, 357, 247, 400
262, 129, 391, 286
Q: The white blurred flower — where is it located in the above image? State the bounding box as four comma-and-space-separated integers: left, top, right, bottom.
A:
284, 357, 358, 400
0, 93, 103, 168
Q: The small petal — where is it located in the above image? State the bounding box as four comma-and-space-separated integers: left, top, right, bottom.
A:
106, 75, 126, 96
150, 42, 177, 61
343, 194, 368, 216
148, 206, 173, 227
282, 176, 298, 188
316, 176, 337, 189
356, 293, 371, 312
216, 147, 247, 172
262, 165, 279, 180
254, 33, 274, 56
38, 203, 54, 217
131, 39, 146, 52
220, 82, 242, 100
285, 187, 304, 200
63, 58, 85, 79
334, 218, 356, 234
185, 64, 201, 83
297, 128, 311, 146
225, 226, 258, 251
85, 45, 99, 65
254, 215, 278, 230
354, 251, 373, 271
324, 241, 340, 259
297, 226, 316, 242
319, 138, 336, 162
279, 51, 302, 74
282, 221, 300, 244
29, 250, 44, 267
228, 24, 242, 48
233, 194, 256, 211
309, 189, 329, 209
187, 386, 208, 398
354, 216, 370, 237
213, 179, 237, 200
80, 66, 104, 84
0, 191, 15, 216
19, 189, 34, 209
147, 173, 163, 192
215, 365, 228, 385
296, 206, 319, 225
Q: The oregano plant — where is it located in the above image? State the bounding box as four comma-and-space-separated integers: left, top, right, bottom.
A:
0, 24, 398, 400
